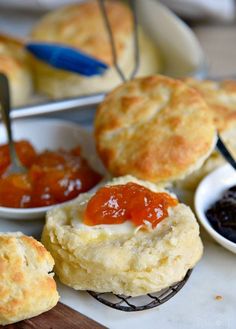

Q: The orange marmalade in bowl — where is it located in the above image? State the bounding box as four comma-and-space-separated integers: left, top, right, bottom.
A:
0, 140, 102, 208
84, 182, 178, 229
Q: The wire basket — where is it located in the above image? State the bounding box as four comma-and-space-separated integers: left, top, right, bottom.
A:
88, 269, 192, 312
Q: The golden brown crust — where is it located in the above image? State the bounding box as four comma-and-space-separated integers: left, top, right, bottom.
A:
183, 78, 236, 132
176, 77, 236, 189
95, 75, 216, 183
0, 233, 59, 326
31, 0, 132, 65
0, 33, 32, 106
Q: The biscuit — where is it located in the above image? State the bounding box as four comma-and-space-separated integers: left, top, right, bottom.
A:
183, 78, 236, 132
179, 78, 236, 189
95, 75, 216, 184
0, 233, 59, 326
0, 34, 33, 107
30, 0, 160, 98
42, 175, 203, 297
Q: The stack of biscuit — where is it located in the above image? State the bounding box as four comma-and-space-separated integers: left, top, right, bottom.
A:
42, 75, 216, 297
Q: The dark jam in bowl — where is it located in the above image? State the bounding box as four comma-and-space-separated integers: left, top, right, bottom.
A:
206, 185, 236, 243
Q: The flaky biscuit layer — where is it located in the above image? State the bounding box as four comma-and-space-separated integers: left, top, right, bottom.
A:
184, 78, 236, 132
42, 176, 203, 297
0, 233, 59, 326
178, 78, 236, 189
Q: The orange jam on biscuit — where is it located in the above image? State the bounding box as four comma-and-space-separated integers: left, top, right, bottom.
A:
84, 182, 178, 228
0, 140, 102, 208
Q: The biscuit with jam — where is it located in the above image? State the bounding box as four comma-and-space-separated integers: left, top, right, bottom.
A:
42, 175, 203, 297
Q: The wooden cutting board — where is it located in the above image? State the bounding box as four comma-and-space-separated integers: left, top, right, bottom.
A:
1, 302, 107, 329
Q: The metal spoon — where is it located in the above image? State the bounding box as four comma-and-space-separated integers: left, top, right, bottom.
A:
0, 73, 27, 175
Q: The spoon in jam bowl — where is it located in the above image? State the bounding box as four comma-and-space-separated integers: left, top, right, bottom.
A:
0, 73, 27, 175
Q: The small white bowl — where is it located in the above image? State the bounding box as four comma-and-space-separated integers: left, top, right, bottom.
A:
0, 118, 105, 220
195, 164, 236, 254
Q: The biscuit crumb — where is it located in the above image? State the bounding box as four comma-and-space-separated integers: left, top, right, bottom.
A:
215, 295, 223, 301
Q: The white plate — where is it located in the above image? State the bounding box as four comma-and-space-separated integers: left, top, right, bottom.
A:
0, 118, 104, 220
195, 164, 236, 254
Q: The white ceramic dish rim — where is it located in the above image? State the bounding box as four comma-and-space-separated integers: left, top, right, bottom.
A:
194, 164, 236, 250
0, 118, 104, 220
136, 0, 206, 77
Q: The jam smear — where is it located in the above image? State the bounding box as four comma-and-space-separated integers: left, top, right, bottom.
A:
0, 141, 102, 208
206, 185, 236, 243
84, 182, 178, 228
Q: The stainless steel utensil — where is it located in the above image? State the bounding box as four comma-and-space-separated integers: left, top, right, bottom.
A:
217, 134, 236, 171
10, 93, 105, 120
0, 73, 27, 175
98, 0, 139, 82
